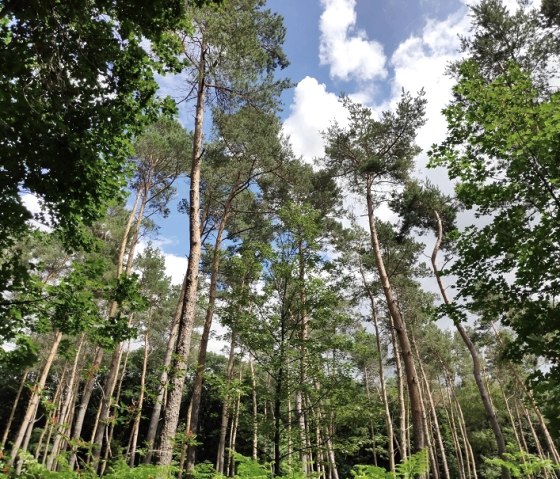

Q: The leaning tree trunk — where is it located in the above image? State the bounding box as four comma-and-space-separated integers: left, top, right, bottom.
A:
47, 335, 84, 470
9, 330, 63, 466
359, 262, 395, 472
158, 35, 207, 467
411, 335, 450, 479
431, 210, 508, 479
490, 322, 560, 464
365, 180, 424, 452
1, 368, 28, 450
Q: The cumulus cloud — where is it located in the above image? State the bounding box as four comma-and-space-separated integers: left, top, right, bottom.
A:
319, 0, 387, 82
389, 12, 469, 152
282, 76, 349, 162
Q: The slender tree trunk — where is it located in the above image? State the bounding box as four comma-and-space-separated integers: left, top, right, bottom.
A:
158, 36, 207, 467
363, 367, 378, 467
431, 210, 508, 478
250, 358, 258, 461
9, 330, 63, 465
185, 209, 230, 476
47, 335, 84, 470
101, 343, 131, 475
1, 368, 28, 450
296, 239, 310, 475
91, 345, 124, 466
144, 277, 185, 464
69, 346, 104, 469
389, 319, 408, 461
41, 373, 65, 465
227, 366, 243, 477
128, 326, 150, 466
216, 333, 237, 474
274, 362, 284, 476
365, 180, 424, 452
412, 337, 450, 479
359, 261, 396, 472
490, 322, 560, 464
443, 370, 478, 479
441, 381, 466, 479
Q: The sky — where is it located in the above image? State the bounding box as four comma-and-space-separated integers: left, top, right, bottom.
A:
153, 0, 480, 284
137, 0, 527, 351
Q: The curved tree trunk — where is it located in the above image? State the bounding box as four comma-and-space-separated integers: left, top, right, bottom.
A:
431, 210, 508, 478
365, 180, 424, 452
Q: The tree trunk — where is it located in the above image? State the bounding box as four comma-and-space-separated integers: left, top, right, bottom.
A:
490, 322, 560, 464
1, 368, 28, 450
144, 276, 185, 464
9, 330, 62, 465
296, 239, 310, 475
216, 333, 237, 474
128, 324, 150, 466
431, 210, 508, 478
47, 335, 84, 470
443, 370, 478, 479
69, 346, 104, 469
227, 365, 243, 477
412, 337, 450, 479
158, 35, 207, 467
365, 180, 424, 452
185, 208, 230, 476
359, 262, 395, 472
250, 358, 258, 461
389, 318, 408, 461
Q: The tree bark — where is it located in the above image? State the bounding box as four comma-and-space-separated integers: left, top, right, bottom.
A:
47, 335, 84, 470
158, 34, 207, 467
216, 333, 237, 474
185, 209, 230, 476
365, 180, 424, 452
1, 368, 28, 450
359, 262, 395, 472
412, 337, 450, 479
9, 330, 63, 465
144, 276, 185, 464
250, 358, 258, 461
389, 317, 408, 461
128, 323, 150, 466
431, 210, 508, 478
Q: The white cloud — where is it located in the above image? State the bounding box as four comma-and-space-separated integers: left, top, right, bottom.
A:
390, 12, 469, 152
21, 193, 52, 232
319, 0, 387, 82
282, 76, 349, 162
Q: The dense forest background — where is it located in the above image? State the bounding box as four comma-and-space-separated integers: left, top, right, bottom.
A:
1, 0, 560, 478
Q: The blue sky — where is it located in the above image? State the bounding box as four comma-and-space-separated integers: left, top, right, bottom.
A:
151, 0, 488, 284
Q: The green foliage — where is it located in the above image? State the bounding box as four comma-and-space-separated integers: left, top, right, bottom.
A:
0, 0, 185, 250
429, 57, 560, 411
232, 452, 270, 479
0, 452, 177, 478
352, 450, 429, 479
483, 448, 558, 478
324, 92, 426, 193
